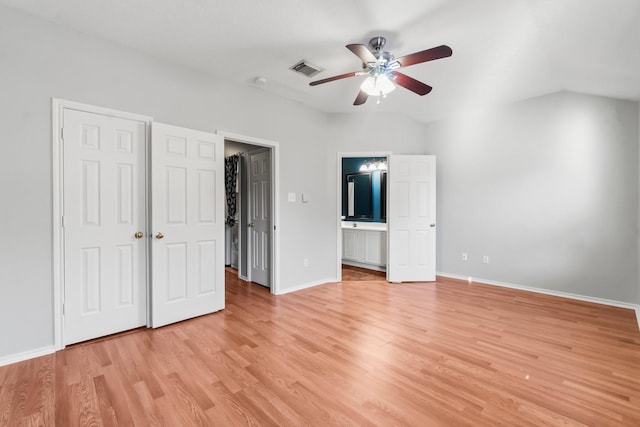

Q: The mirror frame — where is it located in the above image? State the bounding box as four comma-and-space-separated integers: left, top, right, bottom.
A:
345, 172, 373, 220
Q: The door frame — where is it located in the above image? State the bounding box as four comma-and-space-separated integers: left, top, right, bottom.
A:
218, 131, 280, 295
52, 98, 153, 350
335, 151, 391, 283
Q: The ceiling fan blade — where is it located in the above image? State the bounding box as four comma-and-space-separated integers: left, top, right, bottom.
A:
390, 71, 432, 96
394, 45, 453, 68
353, 90, 368, 106
346, 44, 377, 64
309, 71, 360, 86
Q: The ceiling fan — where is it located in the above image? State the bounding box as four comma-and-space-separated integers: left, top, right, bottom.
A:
310, 36, 452, 105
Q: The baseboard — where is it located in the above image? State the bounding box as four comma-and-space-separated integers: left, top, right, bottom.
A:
437, 272, 639, 311
0, 345, 55, 367
342, 260, 386, 272
275, 277, 337, 295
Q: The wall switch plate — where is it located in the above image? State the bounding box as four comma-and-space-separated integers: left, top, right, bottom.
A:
288, 192, 296, 202
301, 192, 310, 203
303, 258, 309, 267
483, 256, 489, 264
462, 252, 468, 261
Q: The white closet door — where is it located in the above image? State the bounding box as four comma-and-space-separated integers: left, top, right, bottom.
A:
249, 149, 271, 287
387, 155, 436, 282
63, 109, 147, 345
151, 123, 224, 327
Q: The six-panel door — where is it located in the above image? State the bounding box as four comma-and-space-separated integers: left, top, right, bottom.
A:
387, 155, 436, 282
150, 123, 225, 327
63, 109, 147, 345
249, 150, 271, 287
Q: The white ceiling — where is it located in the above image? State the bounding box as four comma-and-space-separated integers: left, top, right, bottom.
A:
3, 0, 640, 123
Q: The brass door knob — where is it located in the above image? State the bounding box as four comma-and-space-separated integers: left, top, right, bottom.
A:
134, 231, 144, 239
155, 232, 164, 239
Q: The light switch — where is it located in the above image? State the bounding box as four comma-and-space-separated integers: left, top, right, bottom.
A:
302, 193, 310, 203
287, 192, 296, 202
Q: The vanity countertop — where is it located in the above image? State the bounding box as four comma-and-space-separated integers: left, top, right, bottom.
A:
341, 221, 387, 231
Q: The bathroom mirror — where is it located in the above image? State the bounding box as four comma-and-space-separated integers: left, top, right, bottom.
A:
346, 172, 372, 219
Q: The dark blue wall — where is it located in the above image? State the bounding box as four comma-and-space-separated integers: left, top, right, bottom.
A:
342, 157, 386, 222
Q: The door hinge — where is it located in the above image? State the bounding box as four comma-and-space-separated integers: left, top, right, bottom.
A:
60, 127, 64, 140
62, 302, 65, 315
274, 225, 276, 230
61, 215, 65, 227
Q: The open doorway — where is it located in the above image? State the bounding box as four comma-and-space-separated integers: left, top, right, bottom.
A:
336, 152, 391, 283
336, 152, 437, 284
224, 138, 276, 291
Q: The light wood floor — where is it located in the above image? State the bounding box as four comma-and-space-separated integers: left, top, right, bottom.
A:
1, 267, 639, 426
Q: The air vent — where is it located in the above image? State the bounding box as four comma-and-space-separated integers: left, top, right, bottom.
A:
289, 60, 323, 78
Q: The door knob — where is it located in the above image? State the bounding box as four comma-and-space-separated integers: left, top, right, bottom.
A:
248, 223, 254, 228
430, 224, 436, 228
155, 232, 164, 239
134, 231, 144, 239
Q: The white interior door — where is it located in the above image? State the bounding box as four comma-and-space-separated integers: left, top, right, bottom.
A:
249, 150, 271, 287
63, 109, 147, 345
387, 155, 436, 282
151, 123, 224, 327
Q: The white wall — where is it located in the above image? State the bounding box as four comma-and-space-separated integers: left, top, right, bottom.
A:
422, 92, 639, 303
327, 112, 427, 153
0, 6, 335, 359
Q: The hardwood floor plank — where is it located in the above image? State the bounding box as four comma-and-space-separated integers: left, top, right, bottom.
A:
1, 267, 640, 426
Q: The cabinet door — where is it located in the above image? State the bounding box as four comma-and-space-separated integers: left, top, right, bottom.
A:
364, 231, 382, 265
380, 231, 387, 267
343, 229, 359, 261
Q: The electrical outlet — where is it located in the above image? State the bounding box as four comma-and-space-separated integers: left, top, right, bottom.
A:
303, 258, 309, 267
461, 252, 468, 261
483, 256, 489, 264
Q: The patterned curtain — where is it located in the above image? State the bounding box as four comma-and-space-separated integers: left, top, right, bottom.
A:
225, 154, 240, 226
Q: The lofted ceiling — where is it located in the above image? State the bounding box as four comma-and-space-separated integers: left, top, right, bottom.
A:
2, 0, 640, 123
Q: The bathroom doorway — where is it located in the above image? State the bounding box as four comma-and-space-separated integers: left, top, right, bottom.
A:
336, 151, 391, 282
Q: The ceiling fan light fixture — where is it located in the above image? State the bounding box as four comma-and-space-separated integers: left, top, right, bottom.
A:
360, 74, 396, 97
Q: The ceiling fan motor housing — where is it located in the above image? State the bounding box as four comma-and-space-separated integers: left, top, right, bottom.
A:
367, 37, 395, 68
369, 36, 386, 52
